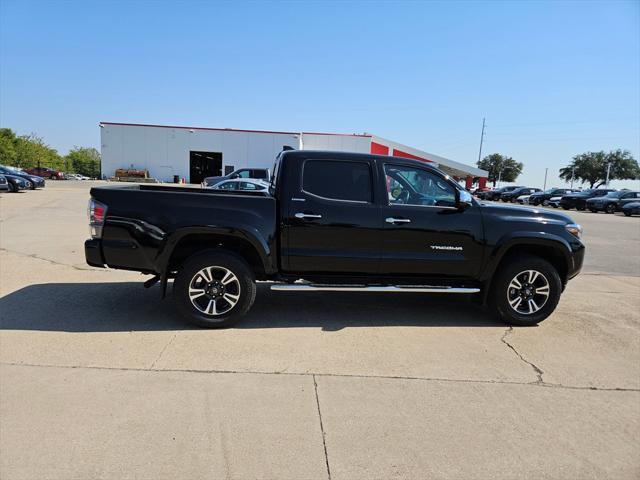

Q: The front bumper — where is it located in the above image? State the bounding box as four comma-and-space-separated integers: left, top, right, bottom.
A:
85, 239, 105, 267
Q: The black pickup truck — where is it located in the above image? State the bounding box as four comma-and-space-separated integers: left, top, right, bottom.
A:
85, 150, 585, 328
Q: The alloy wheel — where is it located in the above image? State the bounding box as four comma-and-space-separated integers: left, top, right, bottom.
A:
506, 270, 550, 315
188, 266, 241, 316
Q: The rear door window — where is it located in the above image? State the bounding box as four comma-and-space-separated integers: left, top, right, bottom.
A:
302, 160, 372, 203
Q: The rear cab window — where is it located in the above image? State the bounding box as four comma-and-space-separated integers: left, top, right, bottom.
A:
302, 160, 373, 203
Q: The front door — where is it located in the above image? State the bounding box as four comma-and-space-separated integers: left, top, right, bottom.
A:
378, 163, 484, 279
283, 158, 381, 274
189, 151, 222, 184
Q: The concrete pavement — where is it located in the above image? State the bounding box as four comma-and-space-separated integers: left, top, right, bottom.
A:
1, 182, 639, 479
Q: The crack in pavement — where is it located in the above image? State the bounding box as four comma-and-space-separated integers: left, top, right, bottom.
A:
149, 333, 177, 369
501, 326, 545, 384
2, 361, 638, 393
313, 375, 332, 480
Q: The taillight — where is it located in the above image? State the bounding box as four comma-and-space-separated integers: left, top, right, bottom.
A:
88, 198, 108, 238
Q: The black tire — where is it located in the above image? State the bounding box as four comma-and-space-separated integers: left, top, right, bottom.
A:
589, 208, 597, 213
173, 250, 256, 328
490, 255, 562, 326
576, 204, 585, 211
624, 210, 632, 217
605, 203, 616, 214
8, 182, 17, 193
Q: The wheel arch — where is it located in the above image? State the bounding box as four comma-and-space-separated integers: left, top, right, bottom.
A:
157, 227, 274, 280
481, 234, 572, 304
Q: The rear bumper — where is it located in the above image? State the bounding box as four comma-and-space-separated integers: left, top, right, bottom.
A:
85, 239, 105, 267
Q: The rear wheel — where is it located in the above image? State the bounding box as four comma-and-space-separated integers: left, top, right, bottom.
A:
624, 210, 632, 217
589, 208, 597, 213
491, 255, 562, 326
605, 203, 616, 214
173, 250, 256, 328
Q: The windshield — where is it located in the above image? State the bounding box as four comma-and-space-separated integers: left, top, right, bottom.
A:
606, 191, 625, 198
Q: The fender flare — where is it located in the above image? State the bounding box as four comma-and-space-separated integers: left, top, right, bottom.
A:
481, 231, 572, 284
155, 225, 275, 276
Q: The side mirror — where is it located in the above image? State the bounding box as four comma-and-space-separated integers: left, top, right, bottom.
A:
458, 190, 473, 209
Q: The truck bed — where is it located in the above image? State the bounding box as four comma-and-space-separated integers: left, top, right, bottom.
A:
90, 185, 277, 274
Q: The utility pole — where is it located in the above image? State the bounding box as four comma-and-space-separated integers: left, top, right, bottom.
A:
477, 117, 486, 164
605, 162, 612, 186
543, 168, 548, 191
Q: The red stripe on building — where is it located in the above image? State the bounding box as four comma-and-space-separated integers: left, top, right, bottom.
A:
370, 142, 390, 155
393, 148, 432, 162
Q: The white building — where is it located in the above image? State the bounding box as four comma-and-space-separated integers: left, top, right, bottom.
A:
100, 122, 488, 187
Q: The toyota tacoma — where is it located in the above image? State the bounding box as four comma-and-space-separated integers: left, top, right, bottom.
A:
85, 150, 585, 328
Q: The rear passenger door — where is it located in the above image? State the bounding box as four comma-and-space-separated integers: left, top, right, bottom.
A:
283, 158, 381, 274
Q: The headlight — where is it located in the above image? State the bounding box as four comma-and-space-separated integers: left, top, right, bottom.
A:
565, 223, 582, 238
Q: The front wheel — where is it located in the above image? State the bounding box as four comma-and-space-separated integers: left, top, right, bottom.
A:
605, 203, 616, 214
173, 250, 256, 328
491, 255, 562, 326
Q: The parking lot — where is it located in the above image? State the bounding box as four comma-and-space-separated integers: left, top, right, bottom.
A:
1, 182, 639, 479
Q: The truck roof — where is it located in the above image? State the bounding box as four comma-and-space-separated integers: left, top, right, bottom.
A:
281, 150, 443, 173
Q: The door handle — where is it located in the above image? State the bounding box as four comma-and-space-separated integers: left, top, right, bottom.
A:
385, 217, 411, 224
295, 213, 322, 219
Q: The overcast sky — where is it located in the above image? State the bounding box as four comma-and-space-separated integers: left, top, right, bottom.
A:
1, 0, 639, 188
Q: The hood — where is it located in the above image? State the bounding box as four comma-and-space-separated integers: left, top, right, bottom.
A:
4, 174, 28, 183
480, 202, 574, 226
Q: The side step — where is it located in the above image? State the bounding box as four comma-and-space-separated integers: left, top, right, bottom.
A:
270, 284, 480, 294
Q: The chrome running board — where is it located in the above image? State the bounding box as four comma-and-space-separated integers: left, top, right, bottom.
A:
270, 284, 480, 294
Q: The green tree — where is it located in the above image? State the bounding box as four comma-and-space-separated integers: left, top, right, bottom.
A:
0, 128, 18, 165
559, 150, 639, 188
477, 153, 524, 187
14, 134, 63, 170
65, 147, 101, 178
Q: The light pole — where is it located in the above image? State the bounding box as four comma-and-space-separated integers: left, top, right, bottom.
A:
605, 162, 612, 186
570, 166, 575, 189
543, 168, 548, 191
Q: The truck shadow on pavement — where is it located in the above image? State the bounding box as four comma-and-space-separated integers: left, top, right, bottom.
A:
0, 282, 503, 332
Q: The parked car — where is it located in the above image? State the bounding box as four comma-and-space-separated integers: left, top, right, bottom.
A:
472, 186, 491, 197
0, 165, 45, 189
85, 150, 584, 329
516, 194, 531, 204
586, 190, 640, 213
559, 189, 617, 211
207, 179, 270, 192
202, 168, 270, 188
475, 189, 493, 200
24, 166, 65, 180
0, 174, 9, 192
501, 187, 542, 203
622, 202, 640, 217
2, 173, 30, 192
528, 188, 575, 206
548, 196, 561, 208
483, 186, 525, 201
65, 173, 91, 180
